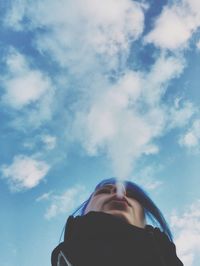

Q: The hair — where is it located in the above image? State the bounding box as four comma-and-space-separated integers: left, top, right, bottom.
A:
70, 177, 173, 241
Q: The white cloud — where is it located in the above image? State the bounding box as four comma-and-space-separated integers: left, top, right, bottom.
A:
79, 0, 146, 56
71, 70, 163, 178
6, 89, 55, 130
43, 185, 88, 219
71, 54, 190, 178
171, 200, 200, 266
143, 54, 185, 104
0, 155, 50, 191
23, 134, 57, 152
2, 0, 197, 179
196, 40, 200, 50
145, 0, 200, 50
36, 191, 53, 202
4, 0, 146, 71
1, 48, 52, 109
168, 101, 196, 129
179, 119, 200, 149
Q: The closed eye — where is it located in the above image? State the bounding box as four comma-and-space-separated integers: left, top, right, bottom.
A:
94, 187, 112, 195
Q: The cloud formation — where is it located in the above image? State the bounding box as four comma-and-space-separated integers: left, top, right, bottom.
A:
179, 119, 200, 150
1, 2, 200, 265
1, 0, 197, 179
171, 200, 200, 266
41, 185, 88, 219
0, 155, 50, 191
70, 53, 192, 177
145, 0, 200, 50
1, 48, 52, 109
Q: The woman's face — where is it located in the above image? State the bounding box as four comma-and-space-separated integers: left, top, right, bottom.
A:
84, 183, 146, 228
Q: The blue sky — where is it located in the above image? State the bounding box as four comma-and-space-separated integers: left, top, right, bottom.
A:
0, 0, 200, 265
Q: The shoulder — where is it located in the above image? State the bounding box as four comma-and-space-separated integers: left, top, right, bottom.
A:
145, 225, 183, 265
51, 242, 64, 265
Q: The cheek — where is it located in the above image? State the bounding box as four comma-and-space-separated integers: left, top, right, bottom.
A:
138, 207, 145, 219
130, 201, 145, 218
84, 197, 104, 214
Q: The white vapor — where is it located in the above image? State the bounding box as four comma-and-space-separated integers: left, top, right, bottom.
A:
71, 54, 192, 178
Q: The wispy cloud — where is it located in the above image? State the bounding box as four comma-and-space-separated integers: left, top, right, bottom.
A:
171, 200, 200, 266
36, 191, 53, 202
179, 119, 200, 151
40, 134, 57, 150
131, 164, 163, 191
0, 155, 50, 191
169, 100, 196, 129
23, 134, 57, 153
39, 185, 88, 219
143, 54, 185, 104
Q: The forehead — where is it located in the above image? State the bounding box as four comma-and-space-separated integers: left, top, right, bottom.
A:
94, 181, 133, 192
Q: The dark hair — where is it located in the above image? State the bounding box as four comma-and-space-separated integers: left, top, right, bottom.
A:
71, 177, 173, 241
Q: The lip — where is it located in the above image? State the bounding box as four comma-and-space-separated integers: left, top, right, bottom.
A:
110, 199, 128, 207
108, 196, 130, 207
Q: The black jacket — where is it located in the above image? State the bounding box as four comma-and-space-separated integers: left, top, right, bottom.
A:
51, 212, 183, 266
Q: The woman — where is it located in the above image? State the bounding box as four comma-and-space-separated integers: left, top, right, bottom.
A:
51, 178, 183, 266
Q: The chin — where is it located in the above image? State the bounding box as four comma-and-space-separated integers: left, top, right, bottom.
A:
104, 210, 131, 224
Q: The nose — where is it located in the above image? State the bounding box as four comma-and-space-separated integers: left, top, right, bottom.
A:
111, 182, 126, 198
